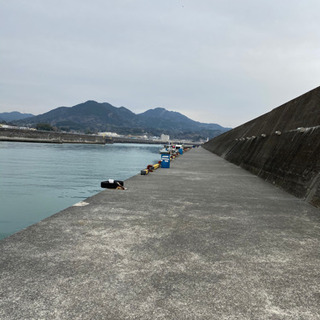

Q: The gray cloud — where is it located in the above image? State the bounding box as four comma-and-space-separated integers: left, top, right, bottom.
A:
1, 0, 320, 127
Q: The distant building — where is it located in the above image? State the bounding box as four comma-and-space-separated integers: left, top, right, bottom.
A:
0, 124, 18, 129
160, 134, 170, 141
98, 132, 121, 137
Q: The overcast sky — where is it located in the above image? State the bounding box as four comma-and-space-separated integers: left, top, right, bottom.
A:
1, 0, 319, 127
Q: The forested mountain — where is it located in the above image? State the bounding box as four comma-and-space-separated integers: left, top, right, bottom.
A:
13, 100, 230, 139
0, 111, 34, 122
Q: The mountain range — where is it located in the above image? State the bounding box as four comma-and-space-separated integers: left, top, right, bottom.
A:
4, 101, 230, 140
0, 111, 34, 122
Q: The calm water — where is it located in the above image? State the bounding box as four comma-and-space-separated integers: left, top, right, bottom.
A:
0, 142, 162, 240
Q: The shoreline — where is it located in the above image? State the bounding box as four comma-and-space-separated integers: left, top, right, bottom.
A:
0, 128, 202, 146
0, 142, 163, 241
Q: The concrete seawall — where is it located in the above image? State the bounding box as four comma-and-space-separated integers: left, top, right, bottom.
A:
1, 148, 320, 319
203, 86, 320, 208
0, 128, 105, 144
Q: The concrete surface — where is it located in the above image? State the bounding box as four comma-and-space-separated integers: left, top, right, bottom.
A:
203, 86, 320, 208
0, 128, 105, 144
1, 147, 320, 319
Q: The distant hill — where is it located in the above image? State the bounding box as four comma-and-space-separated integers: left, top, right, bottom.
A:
0, 111, 34, 122
13, 101, 230, 140
138, 107, 227, 131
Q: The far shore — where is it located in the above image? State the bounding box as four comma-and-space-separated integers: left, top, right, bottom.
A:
0, 127, 201, 145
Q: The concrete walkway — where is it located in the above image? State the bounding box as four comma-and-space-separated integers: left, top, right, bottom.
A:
1, 148, 320, 319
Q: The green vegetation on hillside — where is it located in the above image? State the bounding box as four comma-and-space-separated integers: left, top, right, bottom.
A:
13, 101, 230, 140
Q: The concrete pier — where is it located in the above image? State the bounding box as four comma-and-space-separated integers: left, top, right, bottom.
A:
1, 148, 320, 319
0, 128, 105, 144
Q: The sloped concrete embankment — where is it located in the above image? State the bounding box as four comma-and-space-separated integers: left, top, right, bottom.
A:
0, 128, 105, 144
203, 86, 320, 207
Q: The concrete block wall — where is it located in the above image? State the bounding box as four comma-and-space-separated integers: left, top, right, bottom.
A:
0, 128, 105, 144
203, 86, 320, 208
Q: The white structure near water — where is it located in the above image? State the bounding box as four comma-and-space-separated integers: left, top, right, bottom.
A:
160, 134, 170, 142
98, 132, 121, 137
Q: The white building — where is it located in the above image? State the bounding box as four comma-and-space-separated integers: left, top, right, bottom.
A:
160, 134, 170, 141
98, 132, 121, 137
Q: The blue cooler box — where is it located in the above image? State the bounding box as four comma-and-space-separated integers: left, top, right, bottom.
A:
161, 154, 170, 168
